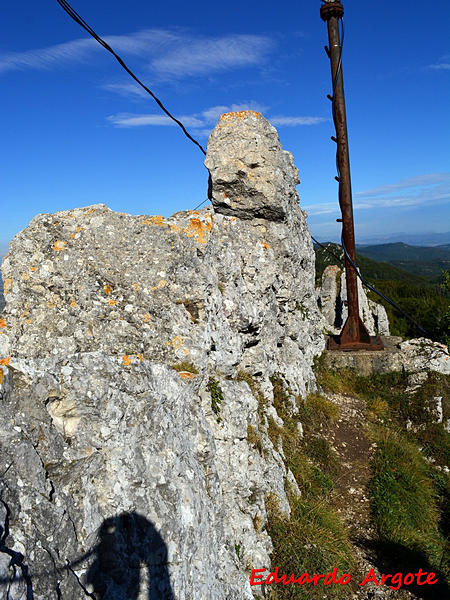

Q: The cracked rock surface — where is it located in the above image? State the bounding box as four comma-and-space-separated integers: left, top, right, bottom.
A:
0, 112, 324, 599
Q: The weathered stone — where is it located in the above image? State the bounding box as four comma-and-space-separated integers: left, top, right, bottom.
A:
322, 336, 450, 377
317, 264, 390, 336
0, 112, 324, 599
205, 111, 301, 222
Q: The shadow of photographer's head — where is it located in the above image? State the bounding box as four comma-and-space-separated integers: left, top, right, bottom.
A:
85, 512, 173, 600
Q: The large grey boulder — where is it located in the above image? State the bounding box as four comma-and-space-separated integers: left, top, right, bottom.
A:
0, 112, 324, 599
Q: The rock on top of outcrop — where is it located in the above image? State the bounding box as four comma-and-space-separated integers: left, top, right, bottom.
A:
205, 111, 301, 221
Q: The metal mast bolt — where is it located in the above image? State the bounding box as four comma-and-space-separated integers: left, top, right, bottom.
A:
320, 0, 383, 351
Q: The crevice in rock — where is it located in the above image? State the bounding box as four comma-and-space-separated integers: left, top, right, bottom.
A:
43, 546, 62, 600
66, 561, 96, 599
0, 497, 34, 599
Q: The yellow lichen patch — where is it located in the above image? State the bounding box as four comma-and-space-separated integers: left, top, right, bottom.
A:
0, 357, 11, 366
122, 355, 131, 366
47, 302, 55, 309
52, 220, 60, 226
141, 217, 151, 225
84, 208, 97, 215
70, 299, 77, 308
260, 241, 270, 250
178, 371, 195, 380
70, 233, 75, 239
144, 313, 152, 323
76, 225, 84, 233
104, 285, 113, 295
26, 319, 32, 324
169, 224, 183, 234
183, 348, 190, 356
219, 110, 261, 123
21, 272, 30, 281
137, 354, 143, 362
171, 336, 183, 349
0, 318, 7, 329
0, 371, 3, 384
132, 282, 139, 291
31, 266, 37, 272
151, 215, 166, 226
108, 299, 118, 306
53, 240, 66, 252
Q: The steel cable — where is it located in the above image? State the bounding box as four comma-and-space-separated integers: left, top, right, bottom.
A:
56, 0, 207, 156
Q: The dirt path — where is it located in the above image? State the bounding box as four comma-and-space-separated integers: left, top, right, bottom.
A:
320, 391, 418, 600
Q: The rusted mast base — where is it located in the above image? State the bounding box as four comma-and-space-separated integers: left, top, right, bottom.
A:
321, 0, 383, 352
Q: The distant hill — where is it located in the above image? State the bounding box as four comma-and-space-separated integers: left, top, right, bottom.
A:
314, 243, 431, 285
356, 232, 450, 246
355, 242, 450, 279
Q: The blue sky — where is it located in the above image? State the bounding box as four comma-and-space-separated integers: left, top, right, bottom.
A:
1, 0, 449, 255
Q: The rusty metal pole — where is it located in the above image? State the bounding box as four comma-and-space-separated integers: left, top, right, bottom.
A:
320, 0, 383, 351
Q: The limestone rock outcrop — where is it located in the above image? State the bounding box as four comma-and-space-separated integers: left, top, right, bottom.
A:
318, 265, 390, 336
0, 112, 324, 599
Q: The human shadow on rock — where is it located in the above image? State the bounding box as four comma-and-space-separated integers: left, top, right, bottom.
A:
85, 512, 174, 600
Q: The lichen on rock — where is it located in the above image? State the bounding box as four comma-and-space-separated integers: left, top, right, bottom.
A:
0, 112, 324, 599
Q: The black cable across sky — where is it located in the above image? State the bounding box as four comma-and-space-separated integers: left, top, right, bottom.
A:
56, 0, 207, 156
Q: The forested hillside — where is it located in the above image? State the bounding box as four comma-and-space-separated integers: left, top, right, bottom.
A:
315, 243, 450, 346
356, 242, 450, 280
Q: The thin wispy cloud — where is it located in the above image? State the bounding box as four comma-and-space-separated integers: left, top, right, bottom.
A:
0, 29, 273, 80
305, 173, 450, 216
107, 102, 326, 136
0, 30, 176, 74
428, 54, 450, 70
355, 173, 450, 198
271, 116, 327, 126
151, 35, 272, 77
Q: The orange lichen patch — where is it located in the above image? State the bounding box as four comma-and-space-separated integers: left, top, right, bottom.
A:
144, 313, 152, 323
53, 240, 66, 252
70, 299, 77, 308
185, 218, 209, 244
183, 348, 190, 356
169, 224, 183, 234
52, 220, 60, 226
132, 282, 139, 291
260, 241, 270, 250
0, 318, 7, 329
84, 208, 97, 215
231, 217, 236, 222
108, 299, 118, 306
26, 319, 32, 324
21, 272, 30, 281
47, 302, 55, 309
122, 355, 131, 366
151, 279, 168, 291
151, 215, 166, 226
31, 266, 37, 272
0, 357, 11, 366
141, 217, 151, 225
188, 210, 200, 216
219, 110, 261, 123
137, 354, 143, 362
0, 371, 3, 384
171, 336, 183, 349
178, 371, 195, 380
104, 285, 113, 295
70, 233, 75, 239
